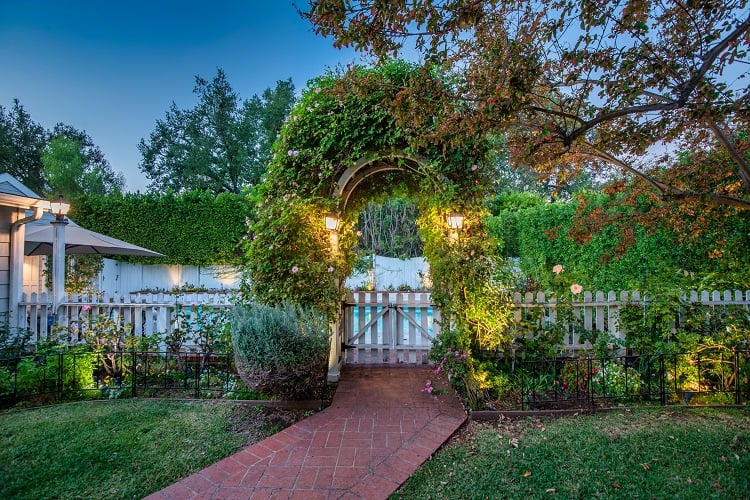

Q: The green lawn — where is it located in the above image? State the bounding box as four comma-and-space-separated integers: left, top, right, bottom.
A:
394, 408, 750, 499
3, 401, 748, 499
0, 400, 254, 499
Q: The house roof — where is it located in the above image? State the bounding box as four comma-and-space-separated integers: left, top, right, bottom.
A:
0, 173, 42, 209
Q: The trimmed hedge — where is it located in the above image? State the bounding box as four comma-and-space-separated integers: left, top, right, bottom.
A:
488, 193, 750, 291
70, 190, 252, 266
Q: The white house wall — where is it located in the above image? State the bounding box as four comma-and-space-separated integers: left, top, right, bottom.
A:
23, 255, 46, 296
0, 206, 11, 317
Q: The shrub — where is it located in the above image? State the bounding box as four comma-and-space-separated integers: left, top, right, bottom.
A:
0, 324, 31, 360
231, 302, 330, 400
11, 348, 96, 399
591, 360, 642, 397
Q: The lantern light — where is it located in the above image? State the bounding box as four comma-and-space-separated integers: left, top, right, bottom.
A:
49, 195, 70, 221
447, 212, 464, 230
325, 213, 341, 231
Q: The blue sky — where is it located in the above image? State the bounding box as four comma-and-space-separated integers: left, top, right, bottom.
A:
0, 1, 362, 192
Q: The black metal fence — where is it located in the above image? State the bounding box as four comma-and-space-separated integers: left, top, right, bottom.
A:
0, 350, 263, 407
518, 349, 750, 410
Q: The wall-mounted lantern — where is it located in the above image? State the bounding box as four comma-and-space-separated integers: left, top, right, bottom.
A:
325, 213, 341, 254
324, 213, 341, 232
447, 212, 464, 230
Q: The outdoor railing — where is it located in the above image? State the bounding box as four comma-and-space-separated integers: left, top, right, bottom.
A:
517, 349, 750, 410
0, 350, 246, 406
0, 349, 331, 409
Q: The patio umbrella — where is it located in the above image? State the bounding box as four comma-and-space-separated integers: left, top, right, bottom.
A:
23, 212, 164, 257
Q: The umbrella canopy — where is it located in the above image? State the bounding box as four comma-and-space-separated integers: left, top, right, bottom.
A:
24, 212, 164, 257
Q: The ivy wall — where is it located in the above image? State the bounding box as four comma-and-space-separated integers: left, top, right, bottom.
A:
488, 192, 750, 292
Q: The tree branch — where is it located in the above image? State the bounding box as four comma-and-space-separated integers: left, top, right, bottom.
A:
704, 118, 750, 193
580, 147, 750, 210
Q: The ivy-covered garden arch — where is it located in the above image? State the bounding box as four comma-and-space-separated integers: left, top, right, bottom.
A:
243, 60, 514, 383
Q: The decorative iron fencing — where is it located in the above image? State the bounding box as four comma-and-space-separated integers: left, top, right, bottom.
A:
0, 350, 330, 408
517, 349, 750, 410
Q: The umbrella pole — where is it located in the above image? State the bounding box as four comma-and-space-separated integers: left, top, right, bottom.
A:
52, 218, 68, 315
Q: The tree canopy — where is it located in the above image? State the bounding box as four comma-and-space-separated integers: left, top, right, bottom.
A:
43, 125, 124, 199
0, 99, 47, 194
1, 99, 124, 198
138, 69, 295, 194
303, 0, 750, 210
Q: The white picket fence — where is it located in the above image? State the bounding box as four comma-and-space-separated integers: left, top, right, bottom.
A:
15, 289, 750, 352
513, 289, 750, 351
17, 291, 234, 344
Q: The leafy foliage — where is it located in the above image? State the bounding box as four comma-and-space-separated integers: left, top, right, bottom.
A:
1, 99, 125, 197
488, 191, 750, 292
231, 302, 330, 400
0, 99, 48, 194
42, 254, 104, 295
304, 0, 750, 212
245, 60, 515, 379
71, 190, 252, 265
43, 124, 125, 198
138, 69, 295, 194
355, 198, 423, 258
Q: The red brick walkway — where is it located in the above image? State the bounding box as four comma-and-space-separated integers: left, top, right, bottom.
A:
145, 365, 466, 499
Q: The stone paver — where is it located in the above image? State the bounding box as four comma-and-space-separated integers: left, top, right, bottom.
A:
145, 365, 466, 499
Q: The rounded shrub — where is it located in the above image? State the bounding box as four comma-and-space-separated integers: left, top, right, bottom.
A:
231, 302, 331, 400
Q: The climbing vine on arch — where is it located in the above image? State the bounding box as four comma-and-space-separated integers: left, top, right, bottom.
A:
242, 60, 515, 356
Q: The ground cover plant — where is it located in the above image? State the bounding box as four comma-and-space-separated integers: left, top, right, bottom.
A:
394, 408, 750, 499
0, 399, 306, 499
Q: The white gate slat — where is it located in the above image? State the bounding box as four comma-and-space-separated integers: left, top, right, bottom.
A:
595, 291, 605, 332
344, 291, 436, 365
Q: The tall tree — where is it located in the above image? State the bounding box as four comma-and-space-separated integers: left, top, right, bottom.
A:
0, 99, 48, 194
303, 0, 750, 210
248, 79, 296, 184
138, 69, 295, 194
43, 126, 125, 198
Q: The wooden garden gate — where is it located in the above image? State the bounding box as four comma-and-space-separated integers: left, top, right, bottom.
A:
342, 291, 439, 364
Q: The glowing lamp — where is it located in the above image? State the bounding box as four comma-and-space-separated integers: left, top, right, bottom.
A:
49, 195, 71, 221
447, 212, 464, 230
325, 213, 341, 231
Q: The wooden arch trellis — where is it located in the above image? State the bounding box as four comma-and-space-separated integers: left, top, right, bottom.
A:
332, 152, 431, 212
245, 62, 509, 385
